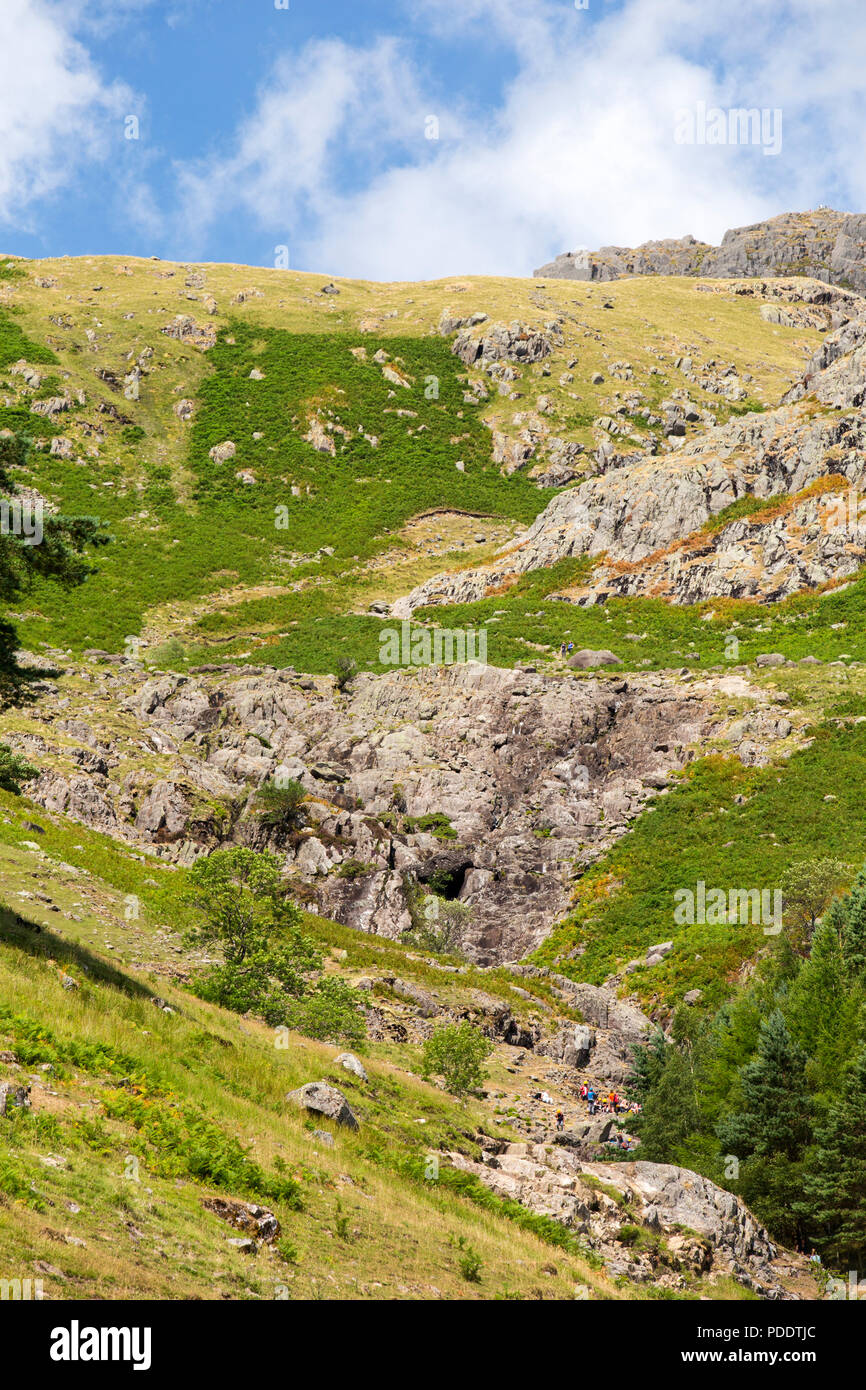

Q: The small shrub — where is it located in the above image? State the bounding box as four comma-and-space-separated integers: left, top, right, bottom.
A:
422, 1021, 493, 1099
149, 636, 187, 668
333, 656, 358, 691
334, 1201, 351, 1242
450, 1235, 482, 1282
403, 812, 457, 840
255, 778, 307, 830
0, 744, 37, 794
336, 858, 371, 880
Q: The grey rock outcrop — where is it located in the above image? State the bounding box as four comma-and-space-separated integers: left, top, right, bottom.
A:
396, 299, 866, 613
24, 657, 791, 965
334, 1053, 368, 1082
448, 1143, 801, 1296
452, 321, 554, 367
286, 1081, 359, 1130
535, 208, 866, 294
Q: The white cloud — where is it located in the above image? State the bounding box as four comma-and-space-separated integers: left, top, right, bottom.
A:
171, 36, 448, 262
169, 0, 866, 279
0, 0, 133, 225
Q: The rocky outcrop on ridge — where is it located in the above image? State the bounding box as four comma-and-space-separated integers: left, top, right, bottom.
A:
534, 208, 866, 293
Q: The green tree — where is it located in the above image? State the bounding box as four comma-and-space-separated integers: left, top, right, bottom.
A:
286, 976, 366, 1045
781, 858, 848, 952
628, 1027, 668, 1101
404, 885, 471, 957
0, 744, 37, 794
840, 872, 866, 979
185, 847, 365, 1041
716, 1010, 810, 1160
802, 1047, 866, 1273
0, 430, 109, 710
254, 777, 307, 831
421, 1021, 493, 1099
638, 1045, 701, 1162
185, 848, 317, 1022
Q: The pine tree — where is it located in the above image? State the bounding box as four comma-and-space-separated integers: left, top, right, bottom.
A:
628, 1026, 668, 1100
638, 1046, 700, 1162
716, 1010, 810, 1159
802, 1047, 866, 1273
841, 875, 866, 978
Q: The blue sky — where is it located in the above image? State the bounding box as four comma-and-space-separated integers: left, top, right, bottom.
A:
1, 0, 863, 279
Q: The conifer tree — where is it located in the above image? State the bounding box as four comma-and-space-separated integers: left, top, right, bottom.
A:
802, 1047, 866, 1273
717, 1009, 810, 1159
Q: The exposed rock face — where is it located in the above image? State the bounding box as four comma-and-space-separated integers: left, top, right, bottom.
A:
452, 320, 555, 367
160, 314, 216, 349
397, 298, 866, 613
528, 968, 652, 1083
448, 1143, 799, 1296
534, 208, 866, 293
26, 655, 792, 965
23, 656, 794, 965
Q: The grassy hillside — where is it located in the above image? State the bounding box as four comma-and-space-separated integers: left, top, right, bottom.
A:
534, 711, 866, 1007
0, 252, 858, 1297
0, 253, 818, 670
0, 785, 742, 1303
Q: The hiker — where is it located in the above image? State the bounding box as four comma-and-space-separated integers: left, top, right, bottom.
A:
579, 1082, 588, 1102
587, 1086, 597, 1115
556, 1109, 565, 1132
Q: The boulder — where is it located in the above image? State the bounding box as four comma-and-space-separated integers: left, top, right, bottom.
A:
647, 940, 673, 960
554, 1118, 614, 1147
286, 1081, 359, 1130
568, 649, 622, 669
0, 1083, 30, 1117
334, 1052, 368, 1082
203, 1198, 280, 1243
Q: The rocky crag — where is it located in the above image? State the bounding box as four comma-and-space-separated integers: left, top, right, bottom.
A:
448, 1145, 805, 1298
9, 654, 795, 966
397, 279, 866, 612
534, 207, 866, 292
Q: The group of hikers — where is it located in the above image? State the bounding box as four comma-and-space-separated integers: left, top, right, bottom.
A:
552, 1082, 642, 1152
580, 1083, 642, 1118
559, 641, 575, 657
